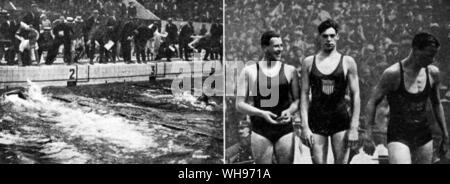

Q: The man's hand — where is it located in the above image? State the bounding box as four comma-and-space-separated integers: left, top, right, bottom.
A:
439, 135, 450, 158
260, 110, 278, 125
301, 127, 315, 148
278, 110, 292, 124
346, 127, 359, 150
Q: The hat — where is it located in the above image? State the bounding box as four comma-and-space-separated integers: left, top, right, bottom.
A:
66, 17, 74, 22
75, 16, 83, 22
0, 10, 8, 16
93, 10, 99, 14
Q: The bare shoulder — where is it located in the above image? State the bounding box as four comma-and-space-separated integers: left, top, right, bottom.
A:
380, 63, 401, 88
343, 55, 357, 65
302, 55, 315, 69
343, 55, 357, 70
283, 64, 297, 81
241, 63, 258, 81
382, 63, 400, 78
303, 55, 315, 63
284, 64, 297, 73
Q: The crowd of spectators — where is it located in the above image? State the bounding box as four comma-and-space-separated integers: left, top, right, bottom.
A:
140, 0, 222, 22
226, 0, 450, 108
7, 0, 124, 21
5, 0, 222, 23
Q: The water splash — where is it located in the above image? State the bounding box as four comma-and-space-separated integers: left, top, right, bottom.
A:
4, 81, 158, 152
142, 90, 213, 110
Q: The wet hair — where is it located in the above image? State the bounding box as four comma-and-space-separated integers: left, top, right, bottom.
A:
412, 32, 440, 50
260, 31, 280, 48
318, 19, 340, 34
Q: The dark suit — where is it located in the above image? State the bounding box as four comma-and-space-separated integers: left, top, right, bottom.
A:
104, 16, 120, 62
119, 3, 127, 18
0, 20, 20, 65
128, 5, 137, 18
88, 23, 118, 64
46, 22, 74, 65
200, 27, 207, 36
133, 25, 156, 63
207, 23, 222, 60
83, 16, 100, 58
165, 22, 178, 45
120, 20, 137, 63
37, 28, 53, 64
179, 23, 194, 60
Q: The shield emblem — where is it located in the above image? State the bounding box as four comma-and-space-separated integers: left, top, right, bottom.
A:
322, 79, 335, 95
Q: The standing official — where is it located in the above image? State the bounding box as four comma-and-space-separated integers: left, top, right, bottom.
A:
46, 18, 74, 65
128, 1, 137, 19
0, 12, 20, 65
165, 18, 178, 46
179, 21, 194, 61
120, 19, 138, 64
104, 11, 120, 63
199, 24, 207, 36
207, 18, 222, 60
84, 10, 100, 64
133, 23, 157, 63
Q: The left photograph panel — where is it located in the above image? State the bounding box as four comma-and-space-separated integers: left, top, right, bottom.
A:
0, 0, 223, 164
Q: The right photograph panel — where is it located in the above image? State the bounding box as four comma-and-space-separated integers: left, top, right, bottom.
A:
224, 0, 450, 164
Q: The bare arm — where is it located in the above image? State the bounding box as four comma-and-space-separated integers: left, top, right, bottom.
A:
300, 57, 312, 130
286, 66, 300, 114
346, 57, 361, 129
429, 67, 449, 139
300, 57, 315, 146
366, 68, 395, 128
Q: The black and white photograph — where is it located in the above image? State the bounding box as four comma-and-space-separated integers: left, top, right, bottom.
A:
0, 0, 223, 164
2, 0, 450, 166
225, 0, 450, 164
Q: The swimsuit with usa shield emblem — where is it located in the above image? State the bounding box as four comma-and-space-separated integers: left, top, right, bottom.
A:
321, 79, 335, 95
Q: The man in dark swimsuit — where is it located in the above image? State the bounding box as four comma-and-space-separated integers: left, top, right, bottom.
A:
367, 32, 449, 164
300, 19, 361, 164
236, 31, 300, 164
